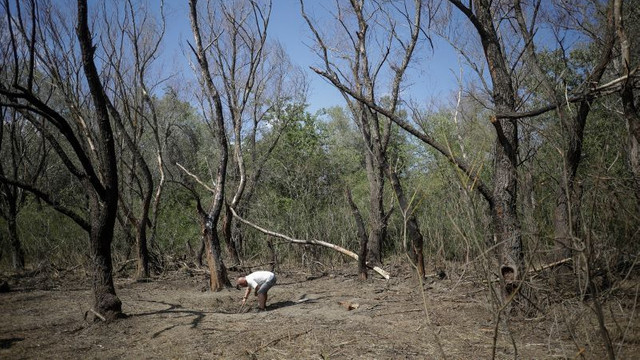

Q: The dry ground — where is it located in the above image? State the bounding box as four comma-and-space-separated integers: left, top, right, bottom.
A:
1, 262, 638, 359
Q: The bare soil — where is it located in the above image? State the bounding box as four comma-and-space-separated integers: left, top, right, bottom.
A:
1, 262, 638, 359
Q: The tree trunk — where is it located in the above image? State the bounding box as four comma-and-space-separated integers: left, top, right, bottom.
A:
7, 201, 25, 270
201, 214, 231, 291
197, 236, 205, 266
386, 166, 425, 277
521, 125, 539, 247
615, 0, 640, 208
188, 0, 232, 292
364, 149, 386, 265
88, 190, 123, 321
627, 117, 640, 206
346, 188, 369, 280
267, 238, 277, 272
77, 0, 123, 321
471, 0, 524, 296
222, 202, 241, 265
135, 218, 150, 280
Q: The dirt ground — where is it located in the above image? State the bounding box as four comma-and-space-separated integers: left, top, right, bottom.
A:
1, 262, 639, 359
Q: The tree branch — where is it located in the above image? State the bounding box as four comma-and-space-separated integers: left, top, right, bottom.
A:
229, 207, 390, 279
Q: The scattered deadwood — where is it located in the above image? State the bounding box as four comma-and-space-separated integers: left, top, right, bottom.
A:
229, 207, 391, 279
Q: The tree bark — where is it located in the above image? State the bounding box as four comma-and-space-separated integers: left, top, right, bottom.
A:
8, 210, 25, 270
615, 0, 640, 208
454, 0, 523, 296
386, 166, 425, 277
201, 214, 231, 290
188, 0, 231, 291
346, 188, 369, 280
77, 0, 123, 320
364, 144, 386, 265
87, 186, 122, 320
222, 202, 241, 265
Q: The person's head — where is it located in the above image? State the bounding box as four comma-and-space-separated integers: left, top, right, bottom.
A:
235, 276, 247, 289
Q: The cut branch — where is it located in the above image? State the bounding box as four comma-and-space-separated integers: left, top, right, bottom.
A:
229, 207, 390, 279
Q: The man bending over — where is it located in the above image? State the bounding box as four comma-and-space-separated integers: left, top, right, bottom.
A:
236, 271, 277, 311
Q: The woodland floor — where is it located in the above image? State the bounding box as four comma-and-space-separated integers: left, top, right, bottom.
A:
1, 260, 639, 360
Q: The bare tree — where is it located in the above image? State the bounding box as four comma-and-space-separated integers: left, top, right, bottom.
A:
301, 0, 426, 274
208, 0, 271, 265
0, 107, 47, 270
187, 0, 231, 291
100, 0, 168, 279
513, 0, 615, 261
0, 0, 124, 320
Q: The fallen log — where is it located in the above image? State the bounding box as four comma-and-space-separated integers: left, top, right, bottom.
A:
229, 207, 390, 279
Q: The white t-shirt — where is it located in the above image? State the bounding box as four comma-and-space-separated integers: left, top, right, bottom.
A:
245, 271, 275, 289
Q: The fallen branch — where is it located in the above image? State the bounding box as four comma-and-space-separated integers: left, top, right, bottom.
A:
229, 207, 390, 279
116, 259, 137, 274
87, 308, 106, 322
530, 258, 572, 273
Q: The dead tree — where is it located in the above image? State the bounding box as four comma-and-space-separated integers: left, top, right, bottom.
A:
0, 108, 47, 270
0, 0, 126, 320
100, 0, 169, 279
513, 0, 615, 261
301, 0, 426, 274
187, 0, 231, 291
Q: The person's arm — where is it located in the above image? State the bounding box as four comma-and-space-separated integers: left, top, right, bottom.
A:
254, 284, 261, 296
242, 287, 251, 305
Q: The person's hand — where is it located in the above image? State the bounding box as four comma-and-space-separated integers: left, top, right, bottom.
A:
254, 285, 260, 296
241, 297, 247, 306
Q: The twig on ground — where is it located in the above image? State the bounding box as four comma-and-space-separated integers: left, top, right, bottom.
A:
87, 308, 106, 322
373, 308, 423, 317
254, 328, 312, 353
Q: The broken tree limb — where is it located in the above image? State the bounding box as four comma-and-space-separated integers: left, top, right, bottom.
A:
530, 258, 573, 273
229, 207, 390, 279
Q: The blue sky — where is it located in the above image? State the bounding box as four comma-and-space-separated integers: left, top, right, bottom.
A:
160, 0, 459, 113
